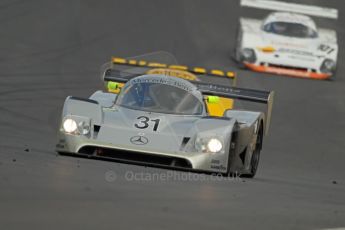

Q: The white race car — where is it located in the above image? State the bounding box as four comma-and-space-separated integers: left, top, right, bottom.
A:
234, 0, 338, 80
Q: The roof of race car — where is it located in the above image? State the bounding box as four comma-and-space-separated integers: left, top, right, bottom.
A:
264, 12, 317, 31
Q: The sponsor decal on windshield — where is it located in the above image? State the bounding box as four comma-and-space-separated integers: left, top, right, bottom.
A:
130, 77, 194, 92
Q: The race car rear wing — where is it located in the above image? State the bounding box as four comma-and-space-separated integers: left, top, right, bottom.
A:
240, 0, 338, 19
195, 82, 274, 134
103, 57, 237, 86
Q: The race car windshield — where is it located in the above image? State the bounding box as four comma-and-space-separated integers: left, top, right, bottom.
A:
263, 22, 318, 38
116, 82, 203, 115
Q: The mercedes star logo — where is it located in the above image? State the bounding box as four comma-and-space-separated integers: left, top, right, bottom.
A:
130, 135, 149, 145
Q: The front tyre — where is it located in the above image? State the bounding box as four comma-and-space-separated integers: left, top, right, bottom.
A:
327, 67, 337, 81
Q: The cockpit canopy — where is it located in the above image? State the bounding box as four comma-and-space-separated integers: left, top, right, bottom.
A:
262, 12, 318, 38
116, 75, 204, 115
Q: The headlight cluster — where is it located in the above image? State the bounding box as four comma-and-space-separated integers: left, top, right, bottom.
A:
195, 136, 224, 154
62, 116, 91, 135
320, 59, 336, 74
241, 48, 256, 63
63, 118, 78, 133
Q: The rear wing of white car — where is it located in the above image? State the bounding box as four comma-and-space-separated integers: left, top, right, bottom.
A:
240, 0, 338, 19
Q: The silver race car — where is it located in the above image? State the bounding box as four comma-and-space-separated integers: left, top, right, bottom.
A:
56, 52, 274, 177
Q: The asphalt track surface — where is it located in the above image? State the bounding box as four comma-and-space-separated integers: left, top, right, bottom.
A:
0, 0, 345, 229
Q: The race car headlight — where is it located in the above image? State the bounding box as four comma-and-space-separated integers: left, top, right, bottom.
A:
195, 136, 224, 154
63, 118, 78, 133
241, 48, 256, 63
62, 116, 91, 135
207, 138, 223, 153
320, 59, 336, 73
78, 121, 90, 135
